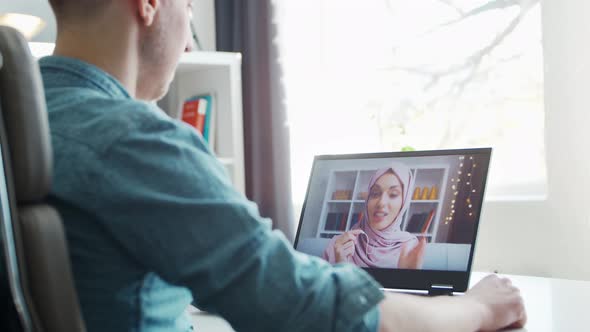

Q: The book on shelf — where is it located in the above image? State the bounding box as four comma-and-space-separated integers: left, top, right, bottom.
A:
332, 190, 352, 200
200, 94, 214, 144
325, 212, 348, 231
320, 233, 337, 239
325, 213, 336, 231
340, 213, 347, 230
421, 210, 435, 234
207, 93, 216, 150
180, 93, 215, 148
349, 211, 364, 230
357, 191, 368, 200
406, 213, 427, 233
406, 209, 435, 233
180, 97, 203, 132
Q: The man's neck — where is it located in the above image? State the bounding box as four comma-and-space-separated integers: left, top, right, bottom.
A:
53, 24, 139, 98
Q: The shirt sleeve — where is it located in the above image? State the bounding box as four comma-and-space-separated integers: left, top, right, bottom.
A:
85, 118, 385, 332
359, 306, 381, 332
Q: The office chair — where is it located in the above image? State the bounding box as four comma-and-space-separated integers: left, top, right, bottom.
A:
0, 26, 86, 331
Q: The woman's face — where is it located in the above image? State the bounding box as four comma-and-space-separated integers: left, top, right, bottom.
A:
367, 172, 404, 231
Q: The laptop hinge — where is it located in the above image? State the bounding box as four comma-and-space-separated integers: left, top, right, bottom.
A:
429, 284, 454, 296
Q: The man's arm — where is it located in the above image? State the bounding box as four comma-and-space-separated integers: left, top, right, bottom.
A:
82, 116, 384, 332
378, 274, 527, 332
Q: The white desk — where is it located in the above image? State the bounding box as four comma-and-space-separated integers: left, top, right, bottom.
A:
191, 272, 590, 331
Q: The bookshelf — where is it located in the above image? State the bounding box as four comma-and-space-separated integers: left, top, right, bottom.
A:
316, 166, 449, 243
158, 52, 245, 195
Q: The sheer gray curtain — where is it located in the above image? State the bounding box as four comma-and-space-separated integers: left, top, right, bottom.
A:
215, 0, 295, 241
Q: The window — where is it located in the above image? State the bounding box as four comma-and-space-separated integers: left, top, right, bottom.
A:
275, 0, 546, 208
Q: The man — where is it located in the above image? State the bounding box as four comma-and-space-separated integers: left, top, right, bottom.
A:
41, 0, 526, 331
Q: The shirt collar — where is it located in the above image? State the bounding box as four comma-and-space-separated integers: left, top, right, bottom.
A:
39, 55, 131, 100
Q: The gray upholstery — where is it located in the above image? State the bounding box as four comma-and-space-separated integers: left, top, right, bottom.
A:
0, 26, 86, 331
19, 205, 85, 332
0, 26, 52, 203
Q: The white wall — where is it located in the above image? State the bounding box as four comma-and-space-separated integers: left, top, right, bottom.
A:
0, 0, 216, 50
473, 0, 590, 281
193, 0, 217, 51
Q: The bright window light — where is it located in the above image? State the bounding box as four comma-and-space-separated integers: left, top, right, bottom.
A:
28, 42, 55, 58
275, 0, 546, 207
0, 13, 45, 40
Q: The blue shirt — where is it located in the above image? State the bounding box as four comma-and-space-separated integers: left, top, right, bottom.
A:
39, 55, 383, 332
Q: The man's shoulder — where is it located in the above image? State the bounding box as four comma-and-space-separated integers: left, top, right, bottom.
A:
47, 92, 178, 155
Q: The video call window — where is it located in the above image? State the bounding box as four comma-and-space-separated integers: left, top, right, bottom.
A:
295, 153, 489, 272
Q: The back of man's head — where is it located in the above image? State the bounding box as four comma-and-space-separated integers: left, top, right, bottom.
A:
48, 0, 111, 25
46, 0, 195, 101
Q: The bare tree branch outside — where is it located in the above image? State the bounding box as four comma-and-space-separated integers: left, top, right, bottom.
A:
374, 0, 542, 152
278, 0, 546, 201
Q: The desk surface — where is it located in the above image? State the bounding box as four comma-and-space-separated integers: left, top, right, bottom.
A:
191, 272, 590, 331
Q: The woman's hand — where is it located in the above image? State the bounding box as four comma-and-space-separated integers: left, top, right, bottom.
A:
332, 229, 364, 263
398, 237, 427, 269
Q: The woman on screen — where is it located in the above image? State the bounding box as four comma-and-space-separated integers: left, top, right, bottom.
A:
322, 163, 427, 269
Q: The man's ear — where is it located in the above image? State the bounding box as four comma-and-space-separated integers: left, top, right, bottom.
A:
137, 0, 160, 26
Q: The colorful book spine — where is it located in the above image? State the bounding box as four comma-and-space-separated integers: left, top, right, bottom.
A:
349, 211, 364, 230
181, 98, 201, 132
340, 213, 348, 231
181, 94, 214, 144
195, 97, 207, 134
200, 94, 213, 142
406, 209, 435, 234
332, 190, 353, 200
406, 213, 428, 233
325, 212, 350, 231
421, 210, 435, 234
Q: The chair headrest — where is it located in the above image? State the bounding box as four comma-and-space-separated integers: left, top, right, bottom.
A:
0, 26, 52, 203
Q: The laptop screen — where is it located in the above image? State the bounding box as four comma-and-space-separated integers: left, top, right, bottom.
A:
294, 149, 491, 274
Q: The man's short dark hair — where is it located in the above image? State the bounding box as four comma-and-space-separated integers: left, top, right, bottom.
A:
48, 0, 109, 22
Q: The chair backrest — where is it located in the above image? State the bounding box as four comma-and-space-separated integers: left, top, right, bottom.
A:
0, 26, 86, 332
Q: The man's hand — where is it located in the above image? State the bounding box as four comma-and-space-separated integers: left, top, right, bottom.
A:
464, 274, 527, 331
378, 274, 526, 332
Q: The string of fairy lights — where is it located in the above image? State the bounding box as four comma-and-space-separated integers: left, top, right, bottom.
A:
444, 155, 478, 225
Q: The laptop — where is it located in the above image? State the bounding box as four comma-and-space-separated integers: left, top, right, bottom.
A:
293, 148, 492, 296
